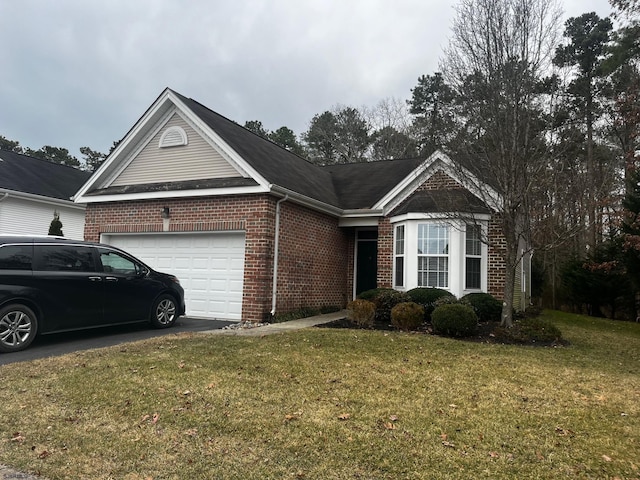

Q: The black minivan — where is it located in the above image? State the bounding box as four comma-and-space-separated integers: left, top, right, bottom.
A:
0, 236, 186, 352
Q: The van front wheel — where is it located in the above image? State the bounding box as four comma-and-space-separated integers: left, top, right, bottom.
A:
150, 295, 177, 328
0, 304, 38, 353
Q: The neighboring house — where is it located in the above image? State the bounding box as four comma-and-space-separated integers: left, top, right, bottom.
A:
73, 88, 531, 322
0, 149, 90, 239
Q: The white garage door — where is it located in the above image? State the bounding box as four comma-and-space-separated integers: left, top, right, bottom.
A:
103, 233, 245, 320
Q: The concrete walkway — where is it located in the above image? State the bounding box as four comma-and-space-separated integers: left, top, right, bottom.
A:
209, 309, 347, 336
0, 310, 347, 480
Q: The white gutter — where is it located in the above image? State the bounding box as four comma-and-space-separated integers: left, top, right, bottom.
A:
270, 195, 288, 316
0, 188, 85, 210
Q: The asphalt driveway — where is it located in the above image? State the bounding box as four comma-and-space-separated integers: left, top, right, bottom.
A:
0, 316, 234, 365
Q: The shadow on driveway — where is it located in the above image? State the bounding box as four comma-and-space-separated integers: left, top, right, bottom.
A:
0, 317, 235, 365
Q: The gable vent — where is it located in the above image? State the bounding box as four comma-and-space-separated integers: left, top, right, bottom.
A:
159, 126, 188, 148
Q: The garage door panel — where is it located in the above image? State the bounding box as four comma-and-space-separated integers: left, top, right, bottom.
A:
105, 233, 245, 320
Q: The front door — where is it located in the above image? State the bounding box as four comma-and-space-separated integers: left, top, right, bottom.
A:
355, 230, 378, 296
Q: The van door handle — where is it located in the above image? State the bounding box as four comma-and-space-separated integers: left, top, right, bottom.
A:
105, 277, 118, 282
88, 276, 102, 282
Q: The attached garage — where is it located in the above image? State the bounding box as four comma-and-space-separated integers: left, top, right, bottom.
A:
102, 232, 245, 320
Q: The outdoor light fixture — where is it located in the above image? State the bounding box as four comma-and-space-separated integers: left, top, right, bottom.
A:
161, 207, 170, 219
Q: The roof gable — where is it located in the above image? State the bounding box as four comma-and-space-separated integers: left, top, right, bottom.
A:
73, 89, 498, 216
111, 111, 243, 187
0, 149, 91, 201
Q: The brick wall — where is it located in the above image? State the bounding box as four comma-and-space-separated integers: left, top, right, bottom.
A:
84, 194, 350, 322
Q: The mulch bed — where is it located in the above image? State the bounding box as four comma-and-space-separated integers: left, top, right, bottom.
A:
317, 318, 567, 347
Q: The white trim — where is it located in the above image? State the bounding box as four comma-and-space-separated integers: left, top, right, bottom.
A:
390, 212, 491, 223
0, 188, 86, 211
78, 185, 268, 204
373, 150, 502, 213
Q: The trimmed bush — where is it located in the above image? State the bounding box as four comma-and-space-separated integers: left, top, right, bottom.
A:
431, 304, 478, 338
357, 288, 395, 302
406, 288, 455, 321
391, 302, 425, 331
372, 289, 411, 324
461, 293, 503, 323
347, 299, 376, 328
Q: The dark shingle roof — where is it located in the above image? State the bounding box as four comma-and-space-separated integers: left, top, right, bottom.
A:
0, 149, 91, 200
321, 158, 425, 209
391, 190, 491, 216
172, 91, 342, 208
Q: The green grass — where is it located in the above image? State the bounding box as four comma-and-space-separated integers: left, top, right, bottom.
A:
0, 311, 639, 479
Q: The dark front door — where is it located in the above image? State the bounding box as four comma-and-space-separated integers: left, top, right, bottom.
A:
356, 231, 378, 295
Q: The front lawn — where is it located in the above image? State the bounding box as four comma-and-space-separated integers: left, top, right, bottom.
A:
0, 311, 638, 479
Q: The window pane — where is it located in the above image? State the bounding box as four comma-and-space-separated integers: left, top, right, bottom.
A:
466, 258, 481, 289
466, 224, 481, 256
35, 246, 95, 272
100, 250, 139, 275
395, 257, 404, 287
395, 225, 405, 255
0, 245, 33, 270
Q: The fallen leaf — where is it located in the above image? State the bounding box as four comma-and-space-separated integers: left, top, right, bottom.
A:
207, 383, 216, 389
440, 433, 448, 440
449, 404, 458, 408
338, 413, 351, 421
536, 451, 544, 460
38, 450, 51, 459
489, 451, 499, 458
442, 441, 456, 448
182, 390, 191, 396
389, 415, 399, 422
152, 413, 160, 424
10, 432, 24, 443
383, 422, 396, 430
602, 455, 612, 462
184, 428, 198, 437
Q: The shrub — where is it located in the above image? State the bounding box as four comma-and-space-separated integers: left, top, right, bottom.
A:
461, 293, 503, 323
406, 288, 455, 321
347, 299, 376, 328
372, 289, 411, 324
431, 304, 478, 338
357, 288, 394, 302
391, 302, 425, 331
494, 317, 563, 344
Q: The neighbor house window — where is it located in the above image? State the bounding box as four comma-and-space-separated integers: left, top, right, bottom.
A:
417, 224, 449, 288
465, 223, 482, 289
394, 225, 405, 287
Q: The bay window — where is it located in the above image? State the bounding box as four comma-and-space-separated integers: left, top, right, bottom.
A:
391, 216, 488, 297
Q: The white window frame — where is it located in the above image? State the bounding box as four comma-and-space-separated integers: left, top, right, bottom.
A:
464, 223, 483, 290
393, 225, 405, 288
389, 213, 489, 298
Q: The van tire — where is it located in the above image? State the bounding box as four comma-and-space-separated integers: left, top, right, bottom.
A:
150, 294, 177, 328
0, 304, 38, 353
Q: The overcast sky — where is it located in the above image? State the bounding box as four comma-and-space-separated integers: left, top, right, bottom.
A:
0, 0, 614, 159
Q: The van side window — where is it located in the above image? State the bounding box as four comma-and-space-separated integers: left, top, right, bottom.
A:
0, 245, 33, 270
34, 245, 96, 272
99, 250, 140, 276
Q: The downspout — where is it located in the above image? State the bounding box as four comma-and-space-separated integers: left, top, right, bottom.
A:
270, 195, 288, 317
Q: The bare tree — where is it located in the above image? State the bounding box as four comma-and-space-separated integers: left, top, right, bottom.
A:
441, 0, 562, 327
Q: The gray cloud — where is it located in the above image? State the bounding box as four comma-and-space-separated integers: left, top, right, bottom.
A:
0, 0, 612, 159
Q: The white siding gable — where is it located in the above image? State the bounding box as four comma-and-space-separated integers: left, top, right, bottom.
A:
112, 113, 242, 187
